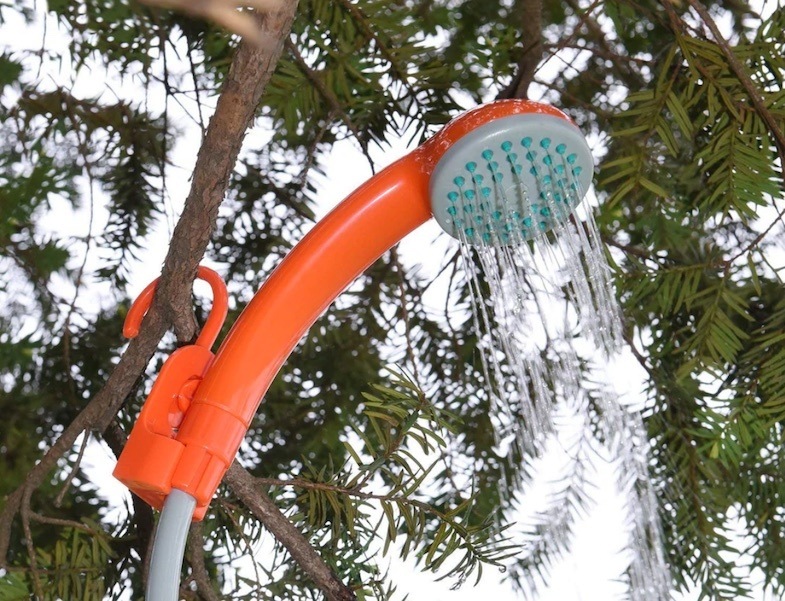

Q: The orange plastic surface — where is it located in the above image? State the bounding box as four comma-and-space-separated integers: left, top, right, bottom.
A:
114, 100, 575, 520
113, 267, 228, 518
170, 153, 433, 512
122, 266, 228, 349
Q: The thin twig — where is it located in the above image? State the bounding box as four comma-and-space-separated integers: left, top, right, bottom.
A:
101, 421, 157, 588
391, 248, 420, 387
253, 475, 453, 517
333, 0, 417, 103
187, 522, 222, 601
297, 110, 336, 186
54, 431, 90, 507
728, 201, 785, 264
218, 501, 265, 591
20, 487, 44, 599
440, 248, 462, 339
159, 24, 174, 239
285, 38, 375, 173
622, 331, 651, 374
224, 462, 357, 601
29, 512, 102, 536
187, 43, 207, 137
563, 0, 647, 89
679, 0, 785, 261
601, 233, 659, 262
498, 0, 543, 99
60, 84, 97, 404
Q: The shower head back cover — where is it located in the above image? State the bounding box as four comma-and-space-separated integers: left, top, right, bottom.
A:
114, 99, 593, 520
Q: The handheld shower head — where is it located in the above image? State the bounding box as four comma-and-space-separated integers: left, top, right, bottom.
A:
114, 99, 595, 521
423, 101, 593, 244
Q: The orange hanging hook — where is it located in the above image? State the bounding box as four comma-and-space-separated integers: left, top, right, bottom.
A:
123, 265, 228, 350
114, 266, 230, 516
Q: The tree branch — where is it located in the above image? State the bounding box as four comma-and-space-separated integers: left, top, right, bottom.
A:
19, 487, 43, 599
0, 1, 299, 569
224, 462, 357, 601
187, 522, 222, 601
284, 38, 374, 171
141, 2, 301, 355
54, 431, 90, 507
499, 0, 544, 99
601, 233, 659, 262
563, 0, 646, 90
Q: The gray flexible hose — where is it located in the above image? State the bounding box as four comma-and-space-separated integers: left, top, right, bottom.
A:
146, 489, 196, 600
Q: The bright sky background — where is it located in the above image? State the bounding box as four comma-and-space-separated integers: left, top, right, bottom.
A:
2, 2, 781, 599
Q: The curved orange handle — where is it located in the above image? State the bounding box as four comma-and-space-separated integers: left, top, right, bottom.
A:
117, 99, 579, 520
123, 266, 229, 350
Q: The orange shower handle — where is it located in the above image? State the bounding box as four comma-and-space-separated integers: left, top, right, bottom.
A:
172, 155, 432, 518
115, 156, 432, 518
114, 100, 574, 519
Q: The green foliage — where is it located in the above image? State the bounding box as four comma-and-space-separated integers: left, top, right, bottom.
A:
0, 520, 117, 601
229, 371, 515, 599
596, 3, 785, 598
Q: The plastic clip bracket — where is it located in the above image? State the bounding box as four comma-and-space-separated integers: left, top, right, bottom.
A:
113, 267, 228, 517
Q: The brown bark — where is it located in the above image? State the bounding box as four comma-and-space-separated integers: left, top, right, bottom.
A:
225, 463, 358, 601
498, 0, 544, 99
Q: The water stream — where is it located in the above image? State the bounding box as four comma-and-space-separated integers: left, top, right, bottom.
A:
454, 157, 671, 598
